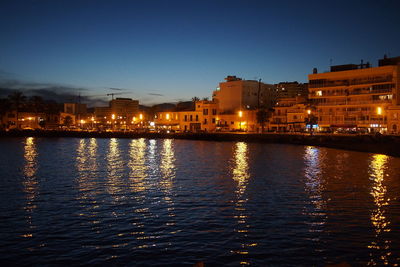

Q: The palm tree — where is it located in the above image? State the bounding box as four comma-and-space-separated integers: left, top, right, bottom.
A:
0, 98, 11, 115
63, 115, 73, 128
0, 98, 11, 130
257, 108, 274, 133
29, 95, 44, 128
8, 91, 26, 129
191, 96, 200, 102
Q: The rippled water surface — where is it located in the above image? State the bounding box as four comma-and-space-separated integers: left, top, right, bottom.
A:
1, 137, 400, 266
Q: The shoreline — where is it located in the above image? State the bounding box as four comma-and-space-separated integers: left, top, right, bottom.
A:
1, 130, 400, 157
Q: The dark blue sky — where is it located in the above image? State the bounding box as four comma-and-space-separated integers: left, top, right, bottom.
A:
1, 0, 399, 105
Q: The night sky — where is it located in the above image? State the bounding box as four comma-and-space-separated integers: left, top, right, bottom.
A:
1, 0, 399, 105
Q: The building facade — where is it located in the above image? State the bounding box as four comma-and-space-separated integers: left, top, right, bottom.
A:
213, 76, 276, 113
275, 82, 308, 98
269, 97, 308, 132
156, 100, 220, 132
308, 58, 400, 133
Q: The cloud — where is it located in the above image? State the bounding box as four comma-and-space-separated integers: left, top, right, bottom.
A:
148, 93, 164, 96
0, 79, 107, 107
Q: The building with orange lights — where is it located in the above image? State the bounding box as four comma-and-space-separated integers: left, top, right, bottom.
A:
269, 97, 308, 132
156, 100, 220, 132
308, 56, 400, 133
213, 76, 276, 113
92, 98, 141, 130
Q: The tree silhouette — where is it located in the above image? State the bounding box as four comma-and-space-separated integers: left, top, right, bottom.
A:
63, 115, 73, 127
257, 108, 274, 133
8, 91, 26, 129
29, 95, 44, 127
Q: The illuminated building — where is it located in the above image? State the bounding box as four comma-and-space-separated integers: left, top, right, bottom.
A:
94, 98, 141, 130
64, 103, 87, 116
156, 100, 220, 132
275, 81, 308, 99
269, 97, 308, 132
110, 98, 139, 118
213, 76, 276, 113
387, 105, 400, 134
308, 56, 400, 133
216, 110, 257, 132
3, 111, 45, 130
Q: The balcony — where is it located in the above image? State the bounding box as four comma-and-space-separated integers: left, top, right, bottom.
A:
313, 99, 392, 106
310, 88, 392, 98
309, 76, 393, 88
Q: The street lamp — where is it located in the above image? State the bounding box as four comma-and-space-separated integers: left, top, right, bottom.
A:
238, 110, 243, 130
306, 109, 312, 134
80, 119, 85, 130
111, 114, 116, 131
377, 107, 382, 133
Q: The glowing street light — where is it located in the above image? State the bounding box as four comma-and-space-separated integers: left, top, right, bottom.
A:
307, 109, 311, 115
377, 107, 383, 133
111, 114, 116, 120
139, 114, 143, 120
238, 110, 243, 130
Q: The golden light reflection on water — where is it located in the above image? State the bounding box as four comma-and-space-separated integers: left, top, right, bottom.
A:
128, 138, 148, 193
75, 138, 102, 235
160, 139, 176, 227
106, 138, 124, 200
22, 137, 38, 238
160, 139, 175, 189
367, 154, 393, 266
303, 146, 326, 236
231, 142, 253, 263
128, 139, 161, 245
76, 138, 98, 196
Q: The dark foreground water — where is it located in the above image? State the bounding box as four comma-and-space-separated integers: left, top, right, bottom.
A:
1, 137, 400, 266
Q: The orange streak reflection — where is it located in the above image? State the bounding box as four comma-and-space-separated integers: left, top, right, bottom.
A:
231, 142, 253, 263
368, 154, 392, 266
22, 137, 38, 238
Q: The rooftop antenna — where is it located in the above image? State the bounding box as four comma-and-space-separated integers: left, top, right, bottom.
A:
329, 58, 333, 67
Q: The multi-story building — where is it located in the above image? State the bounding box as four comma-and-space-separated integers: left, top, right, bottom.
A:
62, 103, 87, 128
156, 100, 219, 132
64, 103, 87, 116
110, 98, 139, 118
156, 100, 261, 132
275, 82, 308, 98
387, 106, 400, 134
308, 57, 400, 133
3, 111, 45, 129
269, 97, 308, 132
93, 98, 141, 130
213, 76, 276, 113
216, 110, 258, 132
